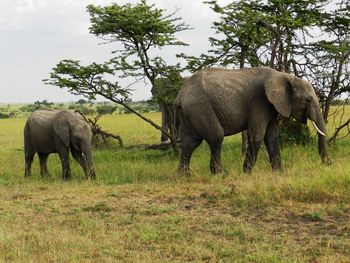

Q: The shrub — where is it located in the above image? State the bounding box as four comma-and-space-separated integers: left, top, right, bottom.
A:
0, 113, 10, 119
279, 118, 312, 145
68, 104, 96, 115
96, 104, 117, 115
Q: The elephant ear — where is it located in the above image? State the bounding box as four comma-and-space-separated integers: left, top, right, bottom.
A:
53, 113, 71, 147
264, 73, 293, 117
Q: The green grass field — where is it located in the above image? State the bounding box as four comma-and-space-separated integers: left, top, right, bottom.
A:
0, 111, 350, 262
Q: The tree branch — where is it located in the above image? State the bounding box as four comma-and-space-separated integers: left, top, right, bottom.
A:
328, 117, 350, 147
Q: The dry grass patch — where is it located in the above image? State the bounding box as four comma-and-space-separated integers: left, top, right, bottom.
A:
0, 182, 349, 262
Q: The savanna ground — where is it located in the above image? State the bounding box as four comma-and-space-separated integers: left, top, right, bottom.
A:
0, 109, 350, 262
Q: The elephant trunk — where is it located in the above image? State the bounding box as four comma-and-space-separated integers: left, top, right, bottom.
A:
308, 101, 331, 164
82, 145, 96, 179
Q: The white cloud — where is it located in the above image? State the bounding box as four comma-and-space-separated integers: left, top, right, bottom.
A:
0, 0, 230, 102
15, 0, 36, 13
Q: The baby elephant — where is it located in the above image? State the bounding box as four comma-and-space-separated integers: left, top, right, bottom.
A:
24, 109, 96, 179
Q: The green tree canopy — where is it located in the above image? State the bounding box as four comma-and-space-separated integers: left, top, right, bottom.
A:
301, 0, 350, 123
180, 0, 329, 73
87, 0, 189, 83
44, 0, 190, 151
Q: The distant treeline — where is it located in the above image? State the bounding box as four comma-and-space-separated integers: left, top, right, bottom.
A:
0, 100, 159, 119
330, 99, 350, 106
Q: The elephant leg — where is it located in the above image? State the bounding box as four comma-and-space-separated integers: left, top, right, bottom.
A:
243, 140, 262, 173
70, 147, 88, 177
38, 153, 50, 177
243, 128, 264, 173
241, 130, 248, 155
208, 139, 223, 174
264, 121, 281, 171
178, 136, 203, 175
24, 151, 35, 177
57, 147, 71, 180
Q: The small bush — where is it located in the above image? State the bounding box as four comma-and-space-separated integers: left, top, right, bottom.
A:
0, 113, 10, 119
68, 104, 96, 115
279, 118, 312, 146
96, 104, 117, 115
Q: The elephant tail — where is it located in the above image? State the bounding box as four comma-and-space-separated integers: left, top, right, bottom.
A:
174, 98, 181, 142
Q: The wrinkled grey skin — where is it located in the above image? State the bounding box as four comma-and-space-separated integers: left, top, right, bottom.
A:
175, 67, 330, 174
24, 109, 96, 179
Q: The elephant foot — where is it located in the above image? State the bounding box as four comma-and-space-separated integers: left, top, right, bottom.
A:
178, 165, 191, 176
62, 172, 71, 180
86, 170, 96, 180
24, 164, 32, 177
40, 171, 51, 178
243, 164, 252, 173
271, 166, 282, 172
322, 154, 332, 165
271, 163, 282, 172
210, 165, 223, 175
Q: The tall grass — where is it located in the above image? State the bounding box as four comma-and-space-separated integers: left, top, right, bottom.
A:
0, 110, 350, 261
0, 112, 349, 195
0, 110, 349, 201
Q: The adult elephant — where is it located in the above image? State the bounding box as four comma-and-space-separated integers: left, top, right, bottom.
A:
175, 67, 331, 174
24, 109, 96, 179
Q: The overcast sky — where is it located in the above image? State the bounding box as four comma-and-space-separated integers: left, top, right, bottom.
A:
0, 0, 231, 103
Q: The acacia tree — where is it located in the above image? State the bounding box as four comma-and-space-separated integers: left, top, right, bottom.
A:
44, 0, 190, 152
302, 0, 350, 122
300, 0, 350, 145
179, 0, 267, 71
181, 0, 328, 72
151, 69, 185, 143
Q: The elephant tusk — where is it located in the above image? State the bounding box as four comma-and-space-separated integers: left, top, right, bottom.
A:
312, 121, 326, 136
81, 152, 88, 163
